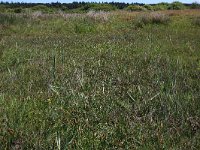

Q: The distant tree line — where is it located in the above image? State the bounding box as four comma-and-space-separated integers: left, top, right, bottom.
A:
2, 1, 130, 9
0, 1, 199, 13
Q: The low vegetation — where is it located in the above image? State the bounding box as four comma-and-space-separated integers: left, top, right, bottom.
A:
0, 1, 200, 13
0, 3, 200, 149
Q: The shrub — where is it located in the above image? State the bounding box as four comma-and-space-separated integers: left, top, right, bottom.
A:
191, 2, 200, 9
126, 5, 147, 11
14, 8, 22, 13
144, 4, 154, 11
153, 3, 169, 11
168, 1, 186, 10
81, 4, 91, 11
90, 4, 116, 12
134, 12, 170, 27
31, 5, 54, 13
0, 4, 6, 13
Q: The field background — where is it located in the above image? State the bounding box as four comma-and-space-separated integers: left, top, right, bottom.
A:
0, 5, 200, 149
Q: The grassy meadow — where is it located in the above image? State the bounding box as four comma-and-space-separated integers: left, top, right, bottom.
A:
0, 9, 200, 149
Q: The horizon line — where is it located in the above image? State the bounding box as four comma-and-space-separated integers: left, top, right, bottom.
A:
0, 1, 198, 4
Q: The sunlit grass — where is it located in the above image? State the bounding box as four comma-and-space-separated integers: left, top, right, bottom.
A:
0, 10, 200, 149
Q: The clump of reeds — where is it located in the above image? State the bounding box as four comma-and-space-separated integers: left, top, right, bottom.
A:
134, 12, 170, 27
85, 10, 110, 22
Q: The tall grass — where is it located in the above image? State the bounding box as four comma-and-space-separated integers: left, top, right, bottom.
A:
193, 16, 200, 26
134, 12, 170, 28
0, 14, 23, 25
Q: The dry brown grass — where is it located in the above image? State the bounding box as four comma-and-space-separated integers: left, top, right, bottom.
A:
112, 10, 139, 21
161, 9, 200, 16
86, 10, 110, 22
113, 9, 200, 21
